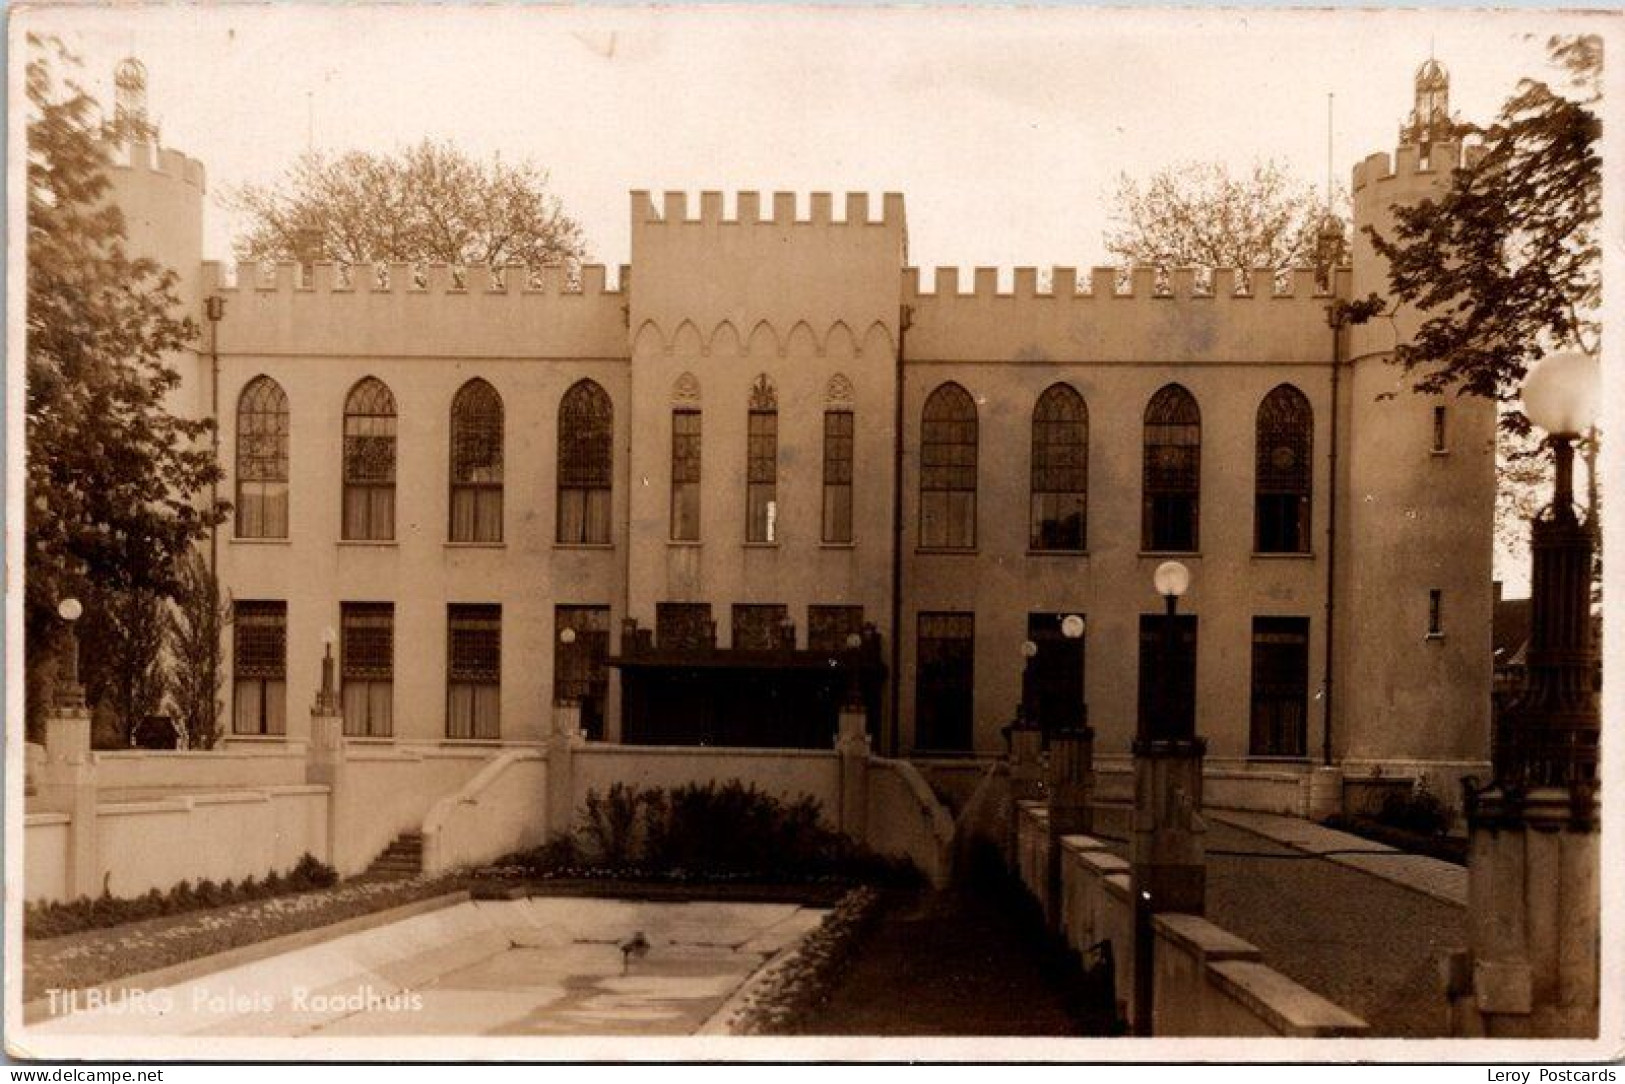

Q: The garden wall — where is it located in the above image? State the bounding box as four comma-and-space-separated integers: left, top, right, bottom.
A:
96, 747, 308, 796
420, 751, 550, 874
571, 744, 842, 819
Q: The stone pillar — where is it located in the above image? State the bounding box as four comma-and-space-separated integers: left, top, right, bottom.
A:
835, 703, 871, 844
1305, 765, 1345, 821
1007, 713, 1045, 803
546, 700, 586, 839
1129, 739, 1207, 1035
306, 696, 349, 873
1046, 726, 1095, 926
35, 706, 99, 899
1449, 786, 1599, 1037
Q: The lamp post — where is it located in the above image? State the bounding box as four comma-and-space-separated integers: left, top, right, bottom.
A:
54, 598, 86, 711
1007, 640, 1046, 802
1020, 638, 1039, 731
315, 625, 339, 715
1453, 351, 1599, 1038
1046, 614, 1096, 926
1130, 560, 1206, 1036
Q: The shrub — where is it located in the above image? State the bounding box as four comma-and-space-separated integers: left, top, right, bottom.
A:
291, 853, 338, 889
1376, 776, 1449, 836
579, 783, 646, 866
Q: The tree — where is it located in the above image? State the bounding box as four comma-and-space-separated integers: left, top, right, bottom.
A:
1369, 35, 1600, 415
25, 36, 226, 737
166, 551, 231, 750
80, 583, 168, 747
226, 139, 587, 269
1104, 159, 1344, 272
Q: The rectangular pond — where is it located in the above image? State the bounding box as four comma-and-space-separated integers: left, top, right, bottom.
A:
30, 896, 828, 1038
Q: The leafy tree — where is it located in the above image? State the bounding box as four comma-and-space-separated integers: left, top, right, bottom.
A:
166, 550, 231, 749
1369, 35, 1600, 418
227, 139, 587, 269
80, 583, 168, 747
25, 36, 225, 737
1104, 159, 1345, 272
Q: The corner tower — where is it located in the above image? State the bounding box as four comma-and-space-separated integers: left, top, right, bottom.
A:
1337, 59, 1495, 790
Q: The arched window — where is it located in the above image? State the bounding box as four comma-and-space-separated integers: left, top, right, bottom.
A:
920, 382, 978, 550
557, 379, 613, 544
822, 373, 855, 545
342, 377, 397, 541
235, 376, 289, 539
671, 373, 701, 541
746, 375, 778, 543
449, 379, 504, 543
1255, 384, 1313, 553
1142, 384, 1201, 552
1029, 383, 1088, 551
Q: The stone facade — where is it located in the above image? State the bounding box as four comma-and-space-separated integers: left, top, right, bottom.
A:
106, 64, 1494, 776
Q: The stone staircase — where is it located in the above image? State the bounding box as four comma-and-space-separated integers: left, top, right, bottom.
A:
365, 831, 423, 880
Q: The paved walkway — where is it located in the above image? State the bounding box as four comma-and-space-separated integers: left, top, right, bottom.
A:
1201, 814, 1466, 1038
792, 887, 1097, 1036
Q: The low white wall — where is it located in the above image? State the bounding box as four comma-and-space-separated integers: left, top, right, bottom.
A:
866, 758, 955, 887
96, 748, 308, 793
421, 751, 550, 874
338, 747, 502, 874
25, 815, 70, 904
94, 785, 330, 898
572, 745, 842, 822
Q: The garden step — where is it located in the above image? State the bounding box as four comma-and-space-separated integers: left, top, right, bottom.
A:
364, 831, 425, 880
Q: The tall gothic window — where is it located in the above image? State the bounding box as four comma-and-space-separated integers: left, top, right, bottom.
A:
747, 375, 779, 543
1029, 383, 1088, 552
557, 379, 613, 544
232, 601, 286, 736
341, 602, 394, 737
823, 408, 854, 544
920, 383, 978, 550
1142, 384, 1201, 552
447, 604, 501, 739
235, 376, 290, 539
1255, 384, 1313, 553
449, 379, 504, 543
342, 377, 397, 541
671, 408, 701, 541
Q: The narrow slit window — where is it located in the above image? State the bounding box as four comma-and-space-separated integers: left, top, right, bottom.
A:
1432, 406, 1448, 453
1428, 589, 1443, 637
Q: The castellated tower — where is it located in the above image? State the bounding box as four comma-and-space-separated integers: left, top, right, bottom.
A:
99, 58, 209, 420
1337, 60, 1494, 784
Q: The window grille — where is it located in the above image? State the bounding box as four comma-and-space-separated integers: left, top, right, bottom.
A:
916, 612, 974, 751
236, 377, 289, 539
343, 377, 397, 541
1029, 384, 1088, 551
732, 604, 789, 651
809, 605, 864, 653
822, 409, 854, 544
1249, 616, 1309, 757
747, 375, 778, 543
450, 379, 504, 543
233, 601, 286, 736
557, 379, 613, 544
447, 604, 501, 739
1142, 384, 1201, 552
555, 605, 611, 739
341, 602, 393, 737
1137, 613, 1198, 740
920, 383, 978, 549
671, 408, 701, 541
1255, 384, 1313, 553
656, 602, 714, 651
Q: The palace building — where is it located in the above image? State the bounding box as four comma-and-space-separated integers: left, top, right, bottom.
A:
105, 58, 1494, 788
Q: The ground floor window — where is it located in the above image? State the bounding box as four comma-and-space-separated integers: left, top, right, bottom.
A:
555, 604, 611, 740
1137, 613, 1197, 740
233, 601, 286, 736
916, 612, 974, 751
341, 602, 394, 737
1027, 611, 1085, 733
447, 604, 501, 739
1250, 616, 1309, 757
809, 605, 865, 653
656, 602, 714, 650
733, 603, 789, 650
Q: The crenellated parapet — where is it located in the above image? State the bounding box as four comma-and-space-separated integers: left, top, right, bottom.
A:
204, 260, 629, 361
632, 189, 905, 228
903, 265, 1350, 365
103, 138, 206, 192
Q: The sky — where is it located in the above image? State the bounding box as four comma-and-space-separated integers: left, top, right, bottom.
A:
15, 3, 1615, 591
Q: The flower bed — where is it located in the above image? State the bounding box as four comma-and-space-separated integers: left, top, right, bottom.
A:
720, 886, 885, 1035
24, 874, 466, 1004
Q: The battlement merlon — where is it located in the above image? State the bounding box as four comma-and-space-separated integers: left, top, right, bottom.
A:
101, 139, 207, 192
206, 260, 629, 296
903, 265, 1350, 302
1351, 141, 1487, 193
631, 189, 906, 228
